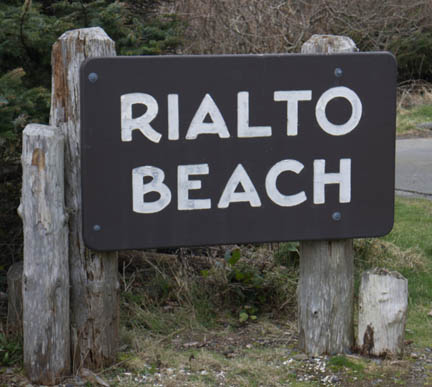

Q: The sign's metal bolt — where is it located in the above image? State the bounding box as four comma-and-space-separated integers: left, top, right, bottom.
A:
88, 72, 98, 83
93, 224, 101, 231
332, 212, 342, 221
334, 68, 343, 77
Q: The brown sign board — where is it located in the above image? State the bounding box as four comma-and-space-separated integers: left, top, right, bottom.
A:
80, 53, 396, 250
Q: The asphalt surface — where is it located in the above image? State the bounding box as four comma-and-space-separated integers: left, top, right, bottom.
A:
395, 138, 432, 200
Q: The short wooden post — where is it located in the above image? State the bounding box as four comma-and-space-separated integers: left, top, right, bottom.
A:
50, 27, 119, 371
297, 35, 357, 355
358, 269, 408, 357
19, 124, 70, 384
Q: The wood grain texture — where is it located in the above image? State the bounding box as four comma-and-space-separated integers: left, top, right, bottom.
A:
358, 269, 408, 357
298, 35, 357, 356
50, 28, 119, 371
301, 34, 358, 54
298, 240, 354, 355
20, 124, 70, 384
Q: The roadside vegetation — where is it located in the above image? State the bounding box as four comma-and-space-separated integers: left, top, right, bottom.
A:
397, 81, 432, 137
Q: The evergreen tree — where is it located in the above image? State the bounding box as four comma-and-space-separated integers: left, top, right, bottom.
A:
0, 0, 183, 138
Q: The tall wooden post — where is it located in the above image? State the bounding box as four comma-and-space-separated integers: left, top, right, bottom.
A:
297, 35, 357, 355
50, 27, 119, 370
19, 124, 70, 384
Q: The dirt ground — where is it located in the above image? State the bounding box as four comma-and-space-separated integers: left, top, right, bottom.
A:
1, 319, 431, 386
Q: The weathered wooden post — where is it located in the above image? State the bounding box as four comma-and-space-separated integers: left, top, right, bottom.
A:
19, 124, 70, 384
358, 268, 408, 357
50, 27, 119, 370
298, 35, 357, 355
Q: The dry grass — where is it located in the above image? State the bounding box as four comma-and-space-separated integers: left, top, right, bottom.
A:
111, 318, 301, 386
397, 81, 432, 110
355, 238, 428, 272
162, 0, 432, 66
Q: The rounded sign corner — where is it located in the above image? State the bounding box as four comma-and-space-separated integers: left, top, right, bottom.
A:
381, 51, 398, 69
82, 232, 105, 252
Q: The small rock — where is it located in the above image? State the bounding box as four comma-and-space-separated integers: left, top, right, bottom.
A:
428, 309, 432, 317
293, 353, 308, 361
183, 341, 199, 348
390, 360, 407, 366
372, 358, 383, 365
416, 122, 432, 130
223, 349, 235, 358
411, 353, 419, 359
330, 375, 340, 383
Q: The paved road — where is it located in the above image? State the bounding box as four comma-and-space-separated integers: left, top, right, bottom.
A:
395, 138, 432, 199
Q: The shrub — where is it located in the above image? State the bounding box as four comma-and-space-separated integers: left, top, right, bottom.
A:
165, 0, 432, 82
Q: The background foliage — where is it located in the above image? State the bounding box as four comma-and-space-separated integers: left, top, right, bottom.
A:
166, 0, 432, 82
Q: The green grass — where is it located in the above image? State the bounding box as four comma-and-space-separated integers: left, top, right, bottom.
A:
385, 197, 432, 253
383, 197, 432, 303
397, 104, 432, 134
383, 197, 432, 346
328, 355, 364, 373
405, 306, 432, 347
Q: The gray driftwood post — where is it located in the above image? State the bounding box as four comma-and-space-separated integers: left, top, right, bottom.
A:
298, 35, 357, 355
19, 124, 70, 384
50, 28, 119, 370
358, 269, 408, 357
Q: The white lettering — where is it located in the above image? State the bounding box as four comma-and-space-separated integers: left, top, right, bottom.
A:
237, 91, 272, 138
265, 160, 307, 206
178, 164, 211, 210
313, 159, 351, 204
121, 93, 162, 143
218, 164, 261, 208
132, 166, 171, 213
186, 94, 230, 139
168, 94, 179, 140
315, 87, 362, 136
274, 90, 312, 136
